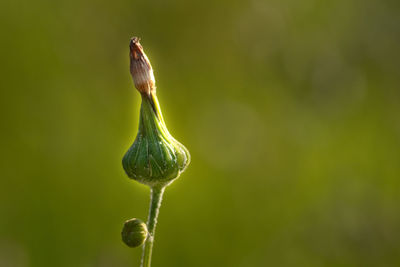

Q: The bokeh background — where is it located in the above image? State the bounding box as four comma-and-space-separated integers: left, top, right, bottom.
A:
1, 0, 400, 266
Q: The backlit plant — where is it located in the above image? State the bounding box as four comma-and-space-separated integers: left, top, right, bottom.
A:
121, 37, 190, 267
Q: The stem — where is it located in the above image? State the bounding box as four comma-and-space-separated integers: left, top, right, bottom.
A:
140, 186, 165, 267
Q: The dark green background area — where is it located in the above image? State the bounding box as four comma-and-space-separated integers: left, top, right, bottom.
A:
1, 0, 400, 266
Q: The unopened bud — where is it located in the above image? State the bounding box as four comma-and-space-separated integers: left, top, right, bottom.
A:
121, 218, 148, 248
123, 37, 190, 188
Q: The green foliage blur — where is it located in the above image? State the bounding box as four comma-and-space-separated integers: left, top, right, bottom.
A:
1, 0, 400, 266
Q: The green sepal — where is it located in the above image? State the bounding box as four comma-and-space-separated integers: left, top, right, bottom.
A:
123, 93, 190, 187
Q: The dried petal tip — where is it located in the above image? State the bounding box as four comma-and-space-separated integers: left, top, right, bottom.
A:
129, 37, 156, 95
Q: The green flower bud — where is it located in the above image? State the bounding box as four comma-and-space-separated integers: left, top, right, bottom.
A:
121, 218, 148, 248
122, 37, 190, 188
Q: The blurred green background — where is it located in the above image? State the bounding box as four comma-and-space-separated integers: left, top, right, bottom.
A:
1, 0, 400, 266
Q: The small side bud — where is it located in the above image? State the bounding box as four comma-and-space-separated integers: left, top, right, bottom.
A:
130, 37, 156, 95
121, 218, 148, 248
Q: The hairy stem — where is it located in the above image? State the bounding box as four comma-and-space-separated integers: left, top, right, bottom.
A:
140, 186, 165, 267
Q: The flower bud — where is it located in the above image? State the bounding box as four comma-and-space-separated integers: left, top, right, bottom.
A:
121, 218, 148, 248
123, 38, 190, 188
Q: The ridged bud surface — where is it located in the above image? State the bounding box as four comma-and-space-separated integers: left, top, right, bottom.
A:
121, 218, 148, 248
123, 94, 190, 187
